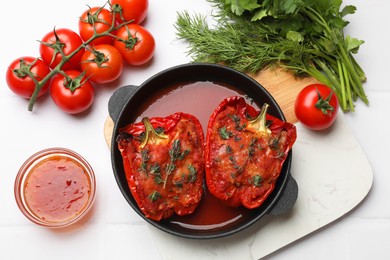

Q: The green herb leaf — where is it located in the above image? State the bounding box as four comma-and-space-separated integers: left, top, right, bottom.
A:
286, 31, 304, 42
166, 163, 176, 176
250, 174, 263, 187
226, 0, 260, 15
251, 9, 268, 21
169, 139, 190, 162
341, 5, 356, 17
226, 144, 233, 154
187, 164, 197, 182
150, 163, 161, 175
174, 181, 184, 189
345, 35, 364, 54
154, 176, 165, 185
281, 0, 302, 14
219, 126, 233, 140
138, 149, 149, 172
148, 191, 161, 202
248, 138, 258, 158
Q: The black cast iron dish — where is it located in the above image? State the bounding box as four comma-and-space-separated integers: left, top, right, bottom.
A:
109, 63, 298, 239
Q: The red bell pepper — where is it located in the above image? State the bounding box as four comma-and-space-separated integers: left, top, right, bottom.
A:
205, 96, 297, 209
116, 113, 205, 221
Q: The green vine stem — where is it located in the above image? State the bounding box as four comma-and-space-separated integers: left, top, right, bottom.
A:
27, 4, 132, 112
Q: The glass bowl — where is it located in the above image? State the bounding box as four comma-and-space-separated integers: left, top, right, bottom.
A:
14, 147, 96, 228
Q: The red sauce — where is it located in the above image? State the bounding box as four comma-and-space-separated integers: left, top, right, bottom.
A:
134, 81, 254, 231
24, 155, 91, 223
136, 81, 252, 132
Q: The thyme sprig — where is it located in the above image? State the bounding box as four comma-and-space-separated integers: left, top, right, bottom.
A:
164, 139, 190, 189
148, 191, 161, 202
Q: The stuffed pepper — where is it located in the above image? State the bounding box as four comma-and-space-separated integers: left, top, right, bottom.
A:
117, 112, 205, 221
205, 96, 297, 209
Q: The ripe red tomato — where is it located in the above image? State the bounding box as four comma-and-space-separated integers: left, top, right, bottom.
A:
110, 0, 148, 24
80, 44, 123, 84
79, 6, 114, 46
114, 24, 155, 65
39, 28, 85, 70
6, 57, 51, 98
294, 84, 339, 130
50, 70, 94, 114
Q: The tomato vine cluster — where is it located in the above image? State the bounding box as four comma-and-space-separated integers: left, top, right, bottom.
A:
6, 0, 154, 114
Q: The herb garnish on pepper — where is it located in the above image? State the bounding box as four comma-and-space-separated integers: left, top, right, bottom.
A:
205, 96, 297, 209
117, 112, 205, 221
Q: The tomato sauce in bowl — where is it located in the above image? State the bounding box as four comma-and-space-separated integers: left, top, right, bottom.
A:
15, 148, 96, 228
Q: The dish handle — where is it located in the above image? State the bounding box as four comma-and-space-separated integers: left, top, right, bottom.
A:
108, 85, 139, 123
269, 174, 298, 216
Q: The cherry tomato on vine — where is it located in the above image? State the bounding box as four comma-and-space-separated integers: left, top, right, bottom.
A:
114, 24, 155, 65
50, 70, 94, 114
110, 0, 148, 24
39, 28, 85, 70
294, 84, 339, 130
6, 57, 51, 99
79, 6, 114, 46
80, 44, 123, 84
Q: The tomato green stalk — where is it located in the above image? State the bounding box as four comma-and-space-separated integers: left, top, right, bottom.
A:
315, 88, 335, 115
27, 5, 133, 112
11, 58, 42, 88
59, 70, 89, 93
110, 3, 129, 23
12, 58, 39, 80
112, 26, 139, 49
83, 47, 110, 67
82, 5, 111, 26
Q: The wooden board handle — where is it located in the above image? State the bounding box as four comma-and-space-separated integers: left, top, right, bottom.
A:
251, 67, 320, 123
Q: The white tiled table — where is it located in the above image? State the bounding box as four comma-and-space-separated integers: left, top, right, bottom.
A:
1, 0, 388, 259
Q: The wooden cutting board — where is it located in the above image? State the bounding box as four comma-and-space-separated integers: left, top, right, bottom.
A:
103, 67, 320, 147
250, 67, 320, 122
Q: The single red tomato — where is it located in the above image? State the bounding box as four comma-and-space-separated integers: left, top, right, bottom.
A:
110, 0, 148, 24
79, 6, 114, 46
50, 70, 94, 114
80, 44, 123, 84
294, 84, 339, 130
6, 57, 51, 98
114, 24, 155, 65
39, 28, 85, 70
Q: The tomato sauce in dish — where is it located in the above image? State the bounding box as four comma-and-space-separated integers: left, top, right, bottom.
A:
24, 156, 90, 222
15, 148, 96, 227
133, 81, 255, 231
135, 81, 255, 132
